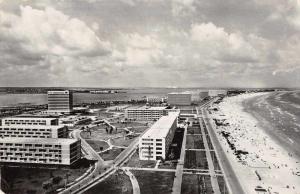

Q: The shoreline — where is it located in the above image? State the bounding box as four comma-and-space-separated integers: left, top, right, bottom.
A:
211, 93, 300, 194
241, 93, 300, 161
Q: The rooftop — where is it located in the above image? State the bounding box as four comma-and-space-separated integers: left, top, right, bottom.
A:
0, 137, 78, 145
3, 117, 58, 121
0, 125, 65, 129
168, 92, 191, 95
127, 106, 167, 110
142, 114, 177, 139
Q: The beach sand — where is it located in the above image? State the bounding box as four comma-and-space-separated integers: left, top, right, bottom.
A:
210, 93, 300, 194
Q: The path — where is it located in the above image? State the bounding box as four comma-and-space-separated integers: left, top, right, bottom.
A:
122, 168, 141, 194
202, 108, 245, 194
171, 125, 188, 194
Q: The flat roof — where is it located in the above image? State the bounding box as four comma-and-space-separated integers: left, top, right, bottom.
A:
0, 125, 65, 129
127, 106, 167, 110
168, 92, 191, 95
0, 137, 78, 145
3, 117, 58, 121
142, 114, 177, 139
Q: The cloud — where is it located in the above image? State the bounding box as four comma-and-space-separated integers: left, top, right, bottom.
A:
190, 22, 259, 63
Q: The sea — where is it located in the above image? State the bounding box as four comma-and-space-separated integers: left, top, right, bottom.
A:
0, 88, 207, 107
243, 90, 300, 159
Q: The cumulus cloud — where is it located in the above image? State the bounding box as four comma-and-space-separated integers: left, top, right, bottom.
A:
0, 0, 299, 87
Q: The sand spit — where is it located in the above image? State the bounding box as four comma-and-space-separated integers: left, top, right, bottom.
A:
210, 93, 300, 194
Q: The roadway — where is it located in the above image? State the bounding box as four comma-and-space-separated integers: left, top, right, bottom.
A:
59, 129, 106, 194
201, 101, 245, 194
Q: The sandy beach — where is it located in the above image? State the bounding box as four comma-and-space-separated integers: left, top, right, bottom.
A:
210, 93, 300, 194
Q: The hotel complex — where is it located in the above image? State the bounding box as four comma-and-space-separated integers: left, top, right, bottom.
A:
0, 116, 80, 166
0, 125, 68, 138
47, 90, 73, 114
139, 114, 178, 160
2, 117, 59, 126
125, 106, 179, 121
167, 92, 192, 106
0, 137, 81, 165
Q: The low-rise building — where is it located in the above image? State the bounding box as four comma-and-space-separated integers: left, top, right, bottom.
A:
125, 106, 167, 121
0, 137, 81, 166
125, 106, 179, 121
139, 114, 177, 160
1, 117, 59, 126
167, 92, 192, 105
0, 125, 68, 138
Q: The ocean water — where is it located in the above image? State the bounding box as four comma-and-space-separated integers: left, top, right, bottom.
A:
0, 88, 207, 107
243, 90, 300, 158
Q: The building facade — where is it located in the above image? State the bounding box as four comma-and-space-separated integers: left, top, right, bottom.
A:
139, 114, 177, 160
0, 125, 68, 138
125, 106, 167, 121
2, 117, 59, 126
47, 90, 73, 114
0, 138, 81, 165
167, 93, 192, 106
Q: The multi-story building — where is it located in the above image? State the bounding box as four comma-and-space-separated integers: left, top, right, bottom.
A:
0, 125, 68, 138
125, 106, 167, 121
139, 114, 177, 160
0, 137, 81, 165
47, 90, 73, 114
1, 117, 59, 126
125, 106, 180, 121
167, 92, 192, 106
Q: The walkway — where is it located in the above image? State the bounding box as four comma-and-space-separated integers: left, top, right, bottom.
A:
202, 108, 245, 194
171, 125, 188, 194
199, 112, 221, 194
122, 168, 141, 194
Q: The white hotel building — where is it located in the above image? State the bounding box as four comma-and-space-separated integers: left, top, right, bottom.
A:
0, 125, 68, 139
125, 106, 179, 121
0, 138, 81, 165
0, 117, 68, 138
47, 90, 73, 114
2, 117, 59, 126
167, 92, 192, 106
139, 114, 177, 160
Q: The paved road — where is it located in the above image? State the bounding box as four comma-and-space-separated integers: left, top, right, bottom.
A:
171, 125, 188, 194
202, 106, 245, 194
199, 117, 221, 194
59, 129, 106, 194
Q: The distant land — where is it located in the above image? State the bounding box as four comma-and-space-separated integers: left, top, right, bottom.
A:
0, 87, 295, 94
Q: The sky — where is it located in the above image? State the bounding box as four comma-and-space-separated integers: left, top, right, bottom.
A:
0, 0, 299, 88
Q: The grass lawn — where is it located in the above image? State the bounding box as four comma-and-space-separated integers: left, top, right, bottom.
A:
123, 151, 156, 168
80, 126, 123, 141
210, 151, 221, 171
86, 140, 110, 152
111, 136, 136, 147
130, 126, 149, 133
186, 135, 205, 149
132, 170, 175, 194
2, 159, 90, 194
84, 170, 133, 194
187, 126, 201, 134
184, 150, 208, 169
158, 161, 177, 169
100, 148, 125, 161
181, 174, 214, 194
